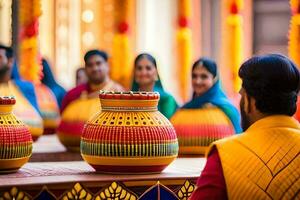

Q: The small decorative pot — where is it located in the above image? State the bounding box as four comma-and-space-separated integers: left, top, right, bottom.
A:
0, 97, 32, 173
81, 91, 178, 173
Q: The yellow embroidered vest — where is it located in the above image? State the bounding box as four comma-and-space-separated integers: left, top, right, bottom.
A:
210, 115, 300, 200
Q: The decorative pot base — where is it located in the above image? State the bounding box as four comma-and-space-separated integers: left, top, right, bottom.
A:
0, 157, 30, 173
81, 155, 177, 174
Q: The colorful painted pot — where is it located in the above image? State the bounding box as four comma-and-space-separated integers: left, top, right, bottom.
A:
57, 96, 100, 152
0, 97, 32, 173
170, 106, 235, 155
35, 83, 60, 134
81, 91, 179, 173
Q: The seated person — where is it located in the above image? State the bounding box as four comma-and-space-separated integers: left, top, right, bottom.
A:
190, 54, 300, 199
58, 50, 124, 151
171, 58, 241, 155
131, 53, 178, 119
75, 67, 87, 86
0, 44, 43, 140
41, 58, 66, 109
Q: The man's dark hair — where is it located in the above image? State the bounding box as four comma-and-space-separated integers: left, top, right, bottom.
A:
0, 44, 13, 59
239, 54, 300, 116
84, 49, 108, 63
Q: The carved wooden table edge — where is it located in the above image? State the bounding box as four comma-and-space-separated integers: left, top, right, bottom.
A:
0, 158, 205, 200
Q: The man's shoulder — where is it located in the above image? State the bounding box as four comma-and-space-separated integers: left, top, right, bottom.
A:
206, 134, 243, 157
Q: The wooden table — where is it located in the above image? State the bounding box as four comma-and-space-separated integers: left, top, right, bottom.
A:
0, 158, 205, 200
30, 135, 82, 162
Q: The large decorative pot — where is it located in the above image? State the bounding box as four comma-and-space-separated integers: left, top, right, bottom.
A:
170, 106, 235, 155
57, 96, 100, 151
81, 91, 179, 173
0, 97, 32, 173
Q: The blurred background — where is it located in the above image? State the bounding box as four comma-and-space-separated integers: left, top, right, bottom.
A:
0, 0, 297, 103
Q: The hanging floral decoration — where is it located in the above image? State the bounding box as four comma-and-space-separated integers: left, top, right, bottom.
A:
19, 0, 42, 83
176, 0, 193, 102
111, 0, 132, 89
226, 0, 243, 92
288, 0, 300, 68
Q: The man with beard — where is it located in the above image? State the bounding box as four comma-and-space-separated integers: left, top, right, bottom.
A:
0, 44, 43, 140
58, 50, 124, 150
190, 54, 300, 200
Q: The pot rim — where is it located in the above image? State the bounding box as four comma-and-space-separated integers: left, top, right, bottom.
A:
0, 96, 16, 105
99, 91, 160, 100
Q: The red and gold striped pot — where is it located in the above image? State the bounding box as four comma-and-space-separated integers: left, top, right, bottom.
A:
171, 106, 235, 155
0, 97, 32, 173
81, 91, 178, 174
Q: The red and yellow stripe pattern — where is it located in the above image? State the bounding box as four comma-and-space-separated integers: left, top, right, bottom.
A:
171, 106, 235, 155
81, 92, 178, 173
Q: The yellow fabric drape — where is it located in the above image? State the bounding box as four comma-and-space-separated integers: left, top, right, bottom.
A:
19, 0, 42, 83
288, 0, 300, 68
111, 0, 132, 89
177, 0, 193, 102
226, 0, 244, 93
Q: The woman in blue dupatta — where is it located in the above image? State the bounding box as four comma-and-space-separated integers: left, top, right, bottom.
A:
171, 58, 241, 155
132, 53, 178, 119
41, 58, 66, 108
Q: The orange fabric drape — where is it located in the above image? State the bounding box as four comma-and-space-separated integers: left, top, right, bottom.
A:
289, 0, 300, 122
19, 0, 42, 83
288, 0, 300, 68
176, 0, 193, 102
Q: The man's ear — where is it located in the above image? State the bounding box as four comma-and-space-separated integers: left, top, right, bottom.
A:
248, 95, 257, 114
243, 92, 250, 114
7, 58, 14, 68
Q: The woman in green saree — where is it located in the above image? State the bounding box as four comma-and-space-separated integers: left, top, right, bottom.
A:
132, 53, 178, 119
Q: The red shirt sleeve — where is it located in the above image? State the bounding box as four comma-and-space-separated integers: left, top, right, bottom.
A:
60, 84, 88, 113
189, 147, 228, 200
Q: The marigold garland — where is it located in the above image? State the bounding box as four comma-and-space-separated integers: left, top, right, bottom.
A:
19, 0, 42, 83
226, 0, 244, 93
